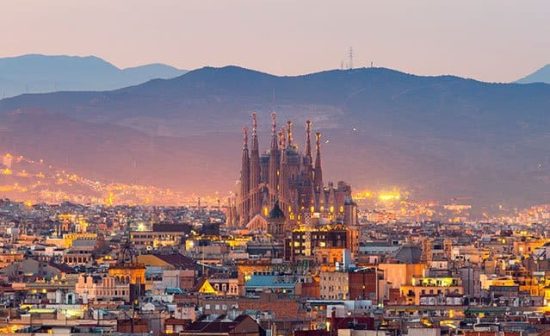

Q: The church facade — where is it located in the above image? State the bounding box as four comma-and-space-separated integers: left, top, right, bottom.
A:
228, 113, 356, 229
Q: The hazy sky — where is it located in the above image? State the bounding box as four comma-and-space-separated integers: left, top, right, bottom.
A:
1, 0, 549, 82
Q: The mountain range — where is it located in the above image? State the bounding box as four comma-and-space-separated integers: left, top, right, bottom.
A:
0, 54, 186, 98
0, 65, 549, 214
516, 64, 550, 84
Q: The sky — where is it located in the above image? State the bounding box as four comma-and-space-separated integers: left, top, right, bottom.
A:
1, 0, 549, 82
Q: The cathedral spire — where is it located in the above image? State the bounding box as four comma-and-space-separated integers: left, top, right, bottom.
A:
313, 131, 323, 192
240, 127, 250, 226
302, 120, 315, 212
271, 112, 278, 150
251, 112, 259, 152
286, 120, 293, 147
268, 112, 280, 204
249, 112, 261, 218
279, 127, 286, 149
305, 120, 312, 161
243, 127, 249, 150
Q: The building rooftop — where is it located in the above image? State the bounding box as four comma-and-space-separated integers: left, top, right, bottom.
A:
392, 245, 422, 264
269, 201, 285, 219
153, 253, 196, 269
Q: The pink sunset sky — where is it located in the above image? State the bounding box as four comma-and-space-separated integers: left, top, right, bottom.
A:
1, 0, 549, 82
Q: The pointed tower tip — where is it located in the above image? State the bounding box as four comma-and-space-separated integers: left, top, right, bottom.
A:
286, 120, 293, 146
279, 127, 286, 149
305, 120, 312, 158
251, 112, 258, 138
251, 112, 259, 151
271, 112, 277, 134
313, 130, 323, 191
270, 112, 278, 150
242, 127, 249, 148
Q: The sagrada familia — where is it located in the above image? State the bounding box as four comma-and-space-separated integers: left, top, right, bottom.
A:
227, 113, 357, 229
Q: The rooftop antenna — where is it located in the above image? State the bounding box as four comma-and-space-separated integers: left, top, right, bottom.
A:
348, 47, 353, 70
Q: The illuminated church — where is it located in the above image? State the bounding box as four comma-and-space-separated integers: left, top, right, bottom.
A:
229, 113, 357, 229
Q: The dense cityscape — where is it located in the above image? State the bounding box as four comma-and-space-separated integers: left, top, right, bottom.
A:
0, 114, 548, 336
1, 2, 550, 336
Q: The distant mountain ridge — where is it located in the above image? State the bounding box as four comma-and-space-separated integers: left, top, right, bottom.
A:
0, 65, 549, 213
516, 64, 550, 84
0, 54, 186, 98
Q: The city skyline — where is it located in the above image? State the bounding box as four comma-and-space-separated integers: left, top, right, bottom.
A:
0, 2, 550, 335
1, 0, 549, 82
